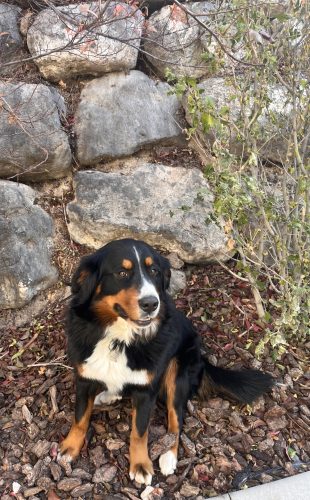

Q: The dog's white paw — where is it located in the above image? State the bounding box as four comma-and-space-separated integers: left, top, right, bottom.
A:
56, 450, 74, 474
94, 391, 122, 406
57, 450, 72, 462
130, 469, 153, 486
129, 463, 153, 485
159, 450, 177, 476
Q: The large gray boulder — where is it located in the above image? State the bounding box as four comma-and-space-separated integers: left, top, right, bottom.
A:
66, 164, 229, 263
0, 82, 71, 181
144, 3, 216, 79
75, 70, 185, 165
183, 77, 307, 164
0, 4, 23, 76
0, 181, 58, 310
27, 1, 144, 82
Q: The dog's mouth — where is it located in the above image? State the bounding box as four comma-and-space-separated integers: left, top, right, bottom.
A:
114, 304, 155, 328
133, 318, 152, 327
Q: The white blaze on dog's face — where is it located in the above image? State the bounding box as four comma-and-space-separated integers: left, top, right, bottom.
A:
133, 245, 160, 323
72, 239, 170, 340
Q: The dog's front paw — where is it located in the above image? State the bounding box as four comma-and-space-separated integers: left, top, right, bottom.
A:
94, 391, 122, 406
57, 447, 74, 468
58, 433, 84, 463
159, 450, 177, 476
129, 461, 154, 485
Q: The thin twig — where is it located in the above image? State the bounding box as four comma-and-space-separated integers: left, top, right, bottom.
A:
28, 361, 73, 370
219, 288, 248, 317
215, 259, 250, 283
10, 331, 40, 361
238, 247, 265, 319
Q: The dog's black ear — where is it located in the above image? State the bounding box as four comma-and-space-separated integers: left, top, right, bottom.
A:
71, 255, 99, 305
160, 255, 171, 290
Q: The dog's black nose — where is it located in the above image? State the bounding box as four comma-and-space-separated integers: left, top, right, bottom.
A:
139, 296, 159, 313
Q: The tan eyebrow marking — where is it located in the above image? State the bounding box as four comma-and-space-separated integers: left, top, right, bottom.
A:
145, 257, 153, 267
122, 259, 133, 270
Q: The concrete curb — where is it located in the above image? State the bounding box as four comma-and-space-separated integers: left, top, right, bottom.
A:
213, 471, 310, 500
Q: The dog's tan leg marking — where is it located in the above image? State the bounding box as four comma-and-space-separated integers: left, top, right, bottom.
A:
59, 397, 94, 461
129, 408, 153, 485
159, 358, 179, 475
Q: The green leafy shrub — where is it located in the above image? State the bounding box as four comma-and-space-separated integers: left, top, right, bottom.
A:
167, 0, 309, 353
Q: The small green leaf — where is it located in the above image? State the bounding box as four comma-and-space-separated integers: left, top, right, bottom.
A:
287, 447, 297, 460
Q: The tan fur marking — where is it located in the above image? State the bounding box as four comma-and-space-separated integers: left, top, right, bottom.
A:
59, 398, 94, 460
76, 364, 84, 377
95, 284, 102, 295
145, 256, 153, 267
77, 270, 89, 284
163, 358, 179, 456
93, 288, 140, 324
122, 259, 133, 270
147, 372, 155, 383
129, 408, 153, 478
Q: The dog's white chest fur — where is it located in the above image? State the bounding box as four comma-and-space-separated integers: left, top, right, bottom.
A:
81, 318, 149, 394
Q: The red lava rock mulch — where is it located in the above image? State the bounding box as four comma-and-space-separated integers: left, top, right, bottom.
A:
1, 259, 309, 500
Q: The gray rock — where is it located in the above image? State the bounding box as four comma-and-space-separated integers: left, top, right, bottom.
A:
0, 82, 71, 181
57, 477, 82, 492
0, 286, 70, 330
183, 77, 307, 164
27, 422, 40, 441
23, 487, 44, 498
167, 252, 184, 269
0, 180, 58, 309
31, 439, 51, 458
150, 433, 177, 460
27, 2, 144, 81
144, 2, 216, 79
180, 433, 196, 457
71, 483, 94, 497
75, 70, 185, 164
70, 468, 92, 480
0, 4, 23, 76
49, 462, 62, 482
169, 269, 186, 297
36, 474, 54, 490
180, 483, 200, 498
141, 486, 164, 500
66, 164, 229, 263
92, 465, 118, 483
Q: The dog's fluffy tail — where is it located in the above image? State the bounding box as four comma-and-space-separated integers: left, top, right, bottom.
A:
199, 358, 274, 404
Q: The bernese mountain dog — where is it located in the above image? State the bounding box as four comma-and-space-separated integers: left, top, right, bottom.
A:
59, 238, 273, 485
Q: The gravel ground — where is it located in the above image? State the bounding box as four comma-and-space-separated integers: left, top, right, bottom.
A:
1, 259, 309, 500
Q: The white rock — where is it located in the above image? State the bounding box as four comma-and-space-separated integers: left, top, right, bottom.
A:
75, 70, 185, 164
0, 180, 58, 309
0, 82, 71, 181
144, 3, 215, 79
66, 164, 229, 263
27, 1, 144, 81
0, 4, 23, 76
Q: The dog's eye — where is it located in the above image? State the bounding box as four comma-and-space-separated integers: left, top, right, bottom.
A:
149, 268, 158, 276
118, 270, 130, 279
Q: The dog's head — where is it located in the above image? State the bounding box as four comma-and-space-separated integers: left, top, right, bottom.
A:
71, 239, 171, 334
